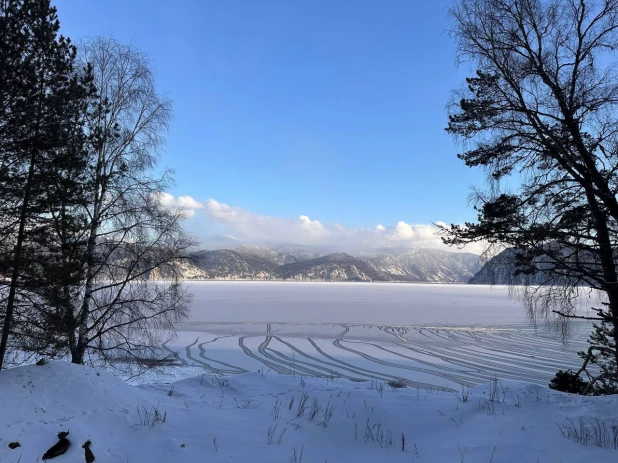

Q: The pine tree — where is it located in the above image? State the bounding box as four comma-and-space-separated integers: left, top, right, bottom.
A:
0, 0, 94, 369
445, 0, 618, 392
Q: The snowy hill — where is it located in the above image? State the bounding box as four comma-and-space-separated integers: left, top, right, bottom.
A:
235, 244, 299, 265
365, 249, 481, 282
0, 362, 616, 462
187, 249, 280, 280
278, 252, 385, 281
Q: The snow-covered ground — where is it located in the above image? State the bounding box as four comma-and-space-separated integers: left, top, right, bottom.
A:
1, 362, 616, 463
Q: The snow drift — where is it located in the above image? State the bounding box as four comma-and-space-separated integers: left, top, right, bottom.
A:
0, 362, 616, 462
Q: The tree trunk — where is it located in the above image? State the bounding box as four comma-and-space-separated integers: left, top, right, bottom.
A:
71, 343, 85, 364
0, 152, 37, 370
71, 154, 105, 365
585, 188, 618, 370
607, 291, 618, 372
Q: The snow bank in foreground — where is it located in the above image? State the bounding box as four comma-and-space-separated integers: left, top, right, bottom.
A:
0, 362, 616, 462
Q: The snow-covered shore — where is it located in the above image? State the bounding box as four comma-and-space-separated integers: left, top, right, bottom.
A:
0, 362, 616, 462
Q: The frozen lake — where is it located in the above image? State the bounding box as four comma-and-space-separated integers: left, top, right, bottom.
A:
184, 281, 534, 326
162, 281, 596, 390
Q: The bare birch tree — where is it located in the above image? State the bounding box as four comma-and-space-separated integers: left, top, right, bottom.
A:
17, 37, 194, 369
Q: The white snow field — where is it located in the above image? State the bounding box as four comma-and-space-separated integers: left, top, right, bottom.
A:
159, 282, 598, 390
0, 361, 616, 463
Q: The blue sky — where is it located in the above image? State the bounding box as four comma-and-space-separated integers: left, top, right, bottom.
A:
57, 0, 484, 251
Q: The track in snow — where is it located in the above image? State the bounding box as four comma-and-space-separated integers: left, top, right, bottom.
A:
167, 322, 591, 390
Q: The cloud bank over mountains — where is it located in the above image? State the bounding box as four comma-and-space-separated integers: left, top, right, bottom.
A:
158, 193, 481, 253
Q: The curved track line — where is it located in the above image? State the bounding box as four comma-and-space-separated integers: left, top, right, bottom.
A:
162, 341, 188, 366
307, 337, 452, 390
269, 336, 366, 381
238, 336, 290, 374
257, 335, 328, 377
182, 338, 240, 375
334, 339, 480, 385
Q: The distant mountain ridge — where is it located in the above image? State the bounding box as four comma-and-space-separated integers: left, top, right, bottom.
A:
176, 245, 483, 283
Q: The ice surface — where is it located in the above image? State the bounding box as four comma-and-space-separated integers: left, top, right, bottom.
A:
156, 282, 597, 389
183, 281, 598, 325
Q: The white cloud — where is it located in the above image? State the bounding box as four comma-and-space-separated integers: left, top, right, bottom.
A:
161, 194, 483, 253
156, 192, 204, 218
202, 199, 329, 245
387, 221, 437, 242
177, 195, 204, 211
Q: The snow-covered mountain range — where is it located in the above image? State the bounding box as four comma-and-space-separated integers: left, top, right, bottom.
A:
177, 245, 484, 283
